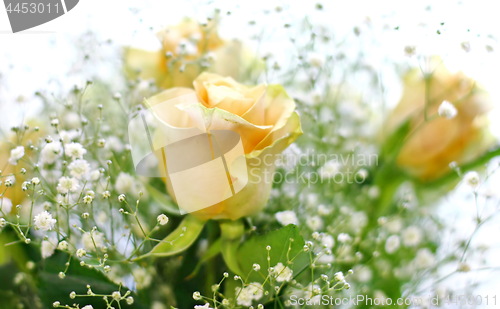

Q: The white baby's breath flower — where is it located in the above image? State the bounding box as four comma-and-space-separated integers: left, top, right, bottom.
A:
112, 291, 121, 300
76, 248, 87, 258
334, 271, 345, 282
316, 253, 334, 264
0, 218, 6, 228
194, 304, 213, 309
40, 142, 62, 164
59, 129, 79, 143
385, 218, 403, 233
68, 159, 90, 179
385, 235, 401, 254
102, 191, 111, 199
192, 291, 202, 301
157, 214, 169, 225
307, 52, 324, 67
317, 204, 331, 215
106, 136, 124, 152
126, 296, 134, 305
89, 170, 101, 181
63, 113, 81, 129
306, 216, 323, 231
464, 171, 480, 188
318, 160, 341, 179
133, 267, 153, 289
8, 146, 25, 165
115, 172, 135, 194
64, 142, 87, 160
57, 176, 80, 194
438, 100, 458, 119
414, 248, 435, 269
41, 239, 57, 258
235, 282, 263, 306
354, 266, 372, 282
96, 138, 106, 148
4, 176, 15, 187
373, 290, 389, 305
82, 306, 94, 309
272, 263, 293, 282
321, 234, 335, 248
337, 233, 352, 243
96, 211, 108, 225
33, 211, 57, 231
177, 38, 198, 55
58, 240, 68, 250
31, 177, 40, 185
83, 195, 93, 204
402, 226, 423, 247
118, 194, 126, 202
350, 211, 368, 230
275, 210, 298, 226
1, 197, 13, 215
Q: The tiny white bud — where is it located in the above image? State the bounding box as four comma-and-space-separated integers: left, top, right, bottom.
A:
157, 214, 169, 226
118, 194, 126, 202
192, 291, 202, 300
112, 291, 121, 300
126, 296, 134, 305
438, 100, 458, 119
76, 248, 87, 258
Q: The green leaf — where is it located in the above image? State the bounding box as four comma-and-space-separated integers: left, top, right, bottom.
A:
135, 215, 206, 260
380, 118, 411, 159
38, 251, 147, 308
236, 225, 308, 283
186, 238, 221, 280
145, 182, 180, 215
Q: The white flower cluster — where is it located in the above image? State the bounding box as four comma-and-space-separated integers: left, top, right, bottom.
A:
8, 146, 25, 165
235, 282, 263, 306
33, 211, 57, 231
438, 100, 458, 119
272, 262, 293, 282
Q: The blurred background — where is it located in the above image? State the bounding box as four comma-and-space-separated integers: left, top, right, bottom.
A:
1, 0, 500, 305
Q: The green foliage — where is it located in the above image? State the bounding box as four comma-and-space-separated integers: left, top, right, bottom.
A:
137, 215, 206, 259
237, 225, 308, 283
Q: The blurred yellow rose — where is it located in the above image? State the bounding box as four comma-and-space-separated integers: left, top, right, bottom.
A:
124, 19, 257, 89
385, 59, 493, 181
146, 73, 302, 220
1, 123, 43, 209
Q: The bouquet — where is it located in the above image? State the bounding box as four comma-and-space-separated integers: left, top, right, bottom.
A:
1, 2, 499, 309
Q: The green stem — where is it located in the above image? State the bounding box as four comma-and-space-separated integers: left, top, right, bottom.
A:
204, 221, 218, 295
219, 220, 245, 275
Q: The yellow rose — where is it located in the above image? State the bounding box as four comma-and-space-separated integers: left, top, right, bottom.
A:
124, 19, 256, 89
143, 73, 302, 220
384, 59, 493, 181
0, 123, 43, 208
